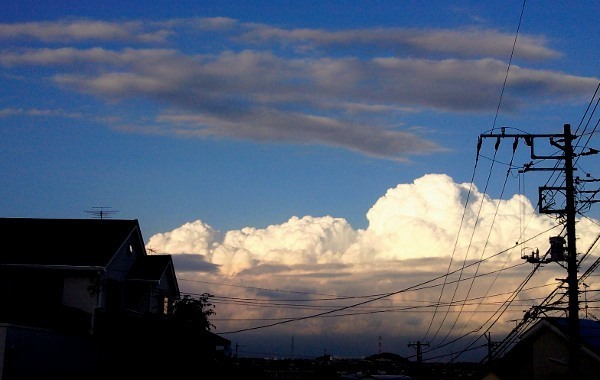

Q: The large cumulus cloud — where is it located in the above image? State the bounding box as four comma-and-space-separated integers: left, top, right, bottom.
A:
146, 174, 600, 359
148, 173, 564, 271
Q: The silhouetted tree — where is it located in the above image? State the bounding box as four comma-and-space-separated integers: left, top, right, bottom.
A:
171, 293, 216, 331
164, 293, 222, 377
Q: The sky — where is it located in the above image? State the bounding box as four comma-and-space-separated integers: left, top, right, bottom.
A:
1, 0, 600, 362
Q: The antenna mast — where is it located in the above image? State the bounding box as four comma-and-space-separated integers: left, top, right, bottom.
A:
85, 206, 118, 220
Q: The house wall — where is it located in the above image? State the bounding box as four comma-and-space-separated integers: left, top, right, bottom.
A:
532, 330, 600, 380
0, 323, 105, 380
101, 238, 144, 314
105, 240, 140, 282
129, 284, 165, 316
0, 326, 6, 380
532, 330, 569, 379
0, 270, 64, 328
581, 353, 600, 380
63, 275, 98, 313
124, 273, 172, 316
152, 272, 175, 315
0, 220, 188, 378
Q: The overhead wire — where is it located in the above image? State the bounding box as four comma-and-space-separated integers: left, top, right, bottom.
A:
208, 263, 551, 318
420, 224, 562, 360
205, 222, 561, 362
173, 0, 600, 361
421, 151, 479, 342
430, 137, 507, 347
477, 230, 599, 364
573, 82, 600, 214
423, 0, 528, 350
424, 81, 595, 364
539, 81, 600, 221
448, 251, 545, 362
443, 83, 600, 362
214, 241, 539, 335
440, 137, 521, 347
445, 0, 600, 365
446, 140, 544, 348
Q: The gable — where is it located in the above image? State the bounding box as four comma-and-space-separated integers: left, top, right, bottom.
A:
550, 318, 600, 353
127, 255, 180, 295
516, 317, 600, 364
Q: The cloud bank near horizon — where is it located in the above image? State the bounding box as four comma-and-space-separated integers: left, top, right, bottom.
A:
146, 173, 600, 358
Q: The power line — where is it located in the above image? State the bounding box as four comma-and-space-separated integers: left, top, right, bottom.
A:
423, 0, 528, 347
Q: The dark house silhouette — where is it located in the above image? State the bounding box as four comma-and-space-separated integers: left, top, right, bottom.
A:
483, 317, 600, 380
0, 217, 230, 379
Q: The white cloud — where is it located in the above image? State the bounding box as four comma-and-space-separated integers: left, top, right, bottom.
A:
149, 174, 560, 266
147, 219, 221, 256
146, 174, 600, 358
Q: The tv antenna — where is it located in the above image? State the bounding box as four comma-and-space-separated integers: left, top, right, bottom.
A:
85, 206, 118, 219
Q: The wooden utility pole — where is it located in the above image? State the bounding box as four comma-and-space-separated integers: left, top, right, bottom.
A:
480, 123, 594, 377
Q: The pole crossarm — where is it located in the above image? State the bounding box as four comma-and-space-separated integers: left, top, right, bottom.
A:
480, 129, 574, 162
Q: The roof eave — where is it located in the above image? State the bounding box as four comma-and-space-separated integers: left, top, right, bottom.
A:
0, 264, 105, 271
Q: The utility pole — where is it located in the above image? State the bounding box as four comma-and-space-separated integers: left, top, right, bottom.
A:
479, 123, 597, 377
408, 341, 429, 364
408, 341, 429, 379
485, 332, 498, 365
563, 124, 580, 379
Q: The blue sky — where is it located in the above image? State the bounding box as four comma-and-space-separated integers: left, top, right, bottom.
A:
2, 1, 600, 361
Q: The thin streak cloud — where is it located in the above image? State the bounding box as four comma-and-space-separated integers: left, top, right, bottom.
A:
238, 25, 559, 60
0, 19, 171, 42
